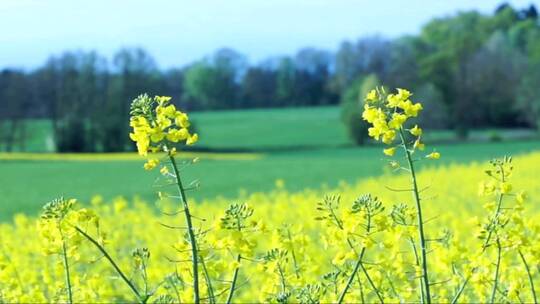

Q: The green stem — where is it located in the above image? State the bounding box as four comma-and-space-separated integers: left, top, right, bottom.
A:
490, 239, 502, 303
359, 260, 384, 303
59, 227, 73, 304
199, 255, 216, 304
74, 226, 144, 303
169, 153, 200, 303
399, 128, 431, 304
451, 275, 470, 304
518, 250, 537, 304
357, 273, 365, 303
141, 259, 149, 297
338, 212, 382, 303
385, 271, 400, 301
168, 275, 182, 303
409, 237, 425, 303
337, 248, 366, 304
226, 254, 241, 304
277, 263, 287, 296
483, 165, 505, 251
286, 229, 301, 278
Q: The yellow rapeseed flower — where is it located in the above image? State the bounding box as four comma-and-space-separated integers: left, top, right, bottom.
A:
365, 89, 378, 102
143, 158, 159, 170
410, 125, 422, 137
500, 182, 512, 194
383, 147, 396, 156
426, 152, 440, 160
129, 94, 199, 166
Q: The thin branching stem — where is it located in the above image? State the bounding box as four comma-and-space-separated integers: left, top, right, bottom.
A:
277, 263, 287, 296
451, 275, 471, 304
518, 249, 537, 304
226, 213, 244, 303
359, 261, 384, 303
357, 273, 365, 303
226, 254, 241, 304
338, 208, 383, 303
168, 275, 182, 303
200, 255, 216, 304
409, 237, 425, 303
169, 153, 200, 303
399, 128, 431, 303
286, 228, 301, 278
490, 239, 502, 303
483, 164, 506, 251
337, 248, 366, 304
59, 226, 73, 304
74, 226, 145, 303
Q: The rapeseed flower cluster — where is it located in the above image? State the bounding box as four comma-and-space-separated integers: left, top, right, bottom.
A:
129, 94, 198, 170
362, 88, 440, 160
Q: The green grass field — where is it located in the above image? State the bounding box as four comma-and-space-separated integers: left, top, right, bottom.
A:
2, 140, 539, 221
12, 106, 538, 152
1, 106, 539, 221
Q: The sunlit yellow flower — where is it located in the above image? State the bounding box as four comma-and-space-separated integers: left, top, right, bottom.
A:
187, 133, 199, 145
365, 89, 378, 103
426, 152, 440, 159
500, 182, 512, 194
129, 94, 198, 160
410, 125, 422, 136
383, 147, 396, 156
160, 166, 169, 175
143, 158, 159, 170
413, 138, 425, 151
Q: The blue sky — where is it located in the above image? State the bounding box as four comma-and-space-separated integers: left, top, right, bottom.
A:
0, 0, 537, 69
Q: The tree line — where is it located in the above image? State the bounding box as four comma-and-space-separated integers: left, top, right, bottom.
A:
1, 3, 539, 151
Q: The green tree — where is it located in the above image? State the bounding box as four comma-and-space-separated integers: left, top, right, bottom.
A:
240, 67, 277, 108
275, 57, 296, 106
0, 70, 31, 152
106, 48, 160, 151
414, 83, 449, 129
40, 51, 108, 152
516, 64, 540, 129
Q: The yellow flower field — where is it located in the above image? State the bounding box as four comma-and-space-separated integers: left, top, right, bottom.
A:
1, 151, 539, 303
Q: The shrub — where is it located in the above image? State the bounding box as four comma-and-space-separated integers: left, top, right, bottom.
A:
340, 74, 379, 145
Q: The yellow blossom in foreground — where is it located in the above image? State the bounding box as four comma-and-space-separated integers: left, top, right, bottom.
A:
0, 152, 539, 303
500, 182, 513, 194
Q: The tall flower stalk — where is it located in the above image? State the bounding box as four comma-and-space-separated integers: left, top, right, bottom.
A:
39, 198, 78, 304
168, 151, 200, 303
362, 87, 439, 303
129, 94, 200, 302
476, 156, 536, 303
398, 128, 431, 302
58, 226, 73, 304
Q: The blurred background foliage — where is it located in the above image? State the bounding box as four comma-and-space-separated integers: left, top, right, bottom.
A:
1, 3, 540, 152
